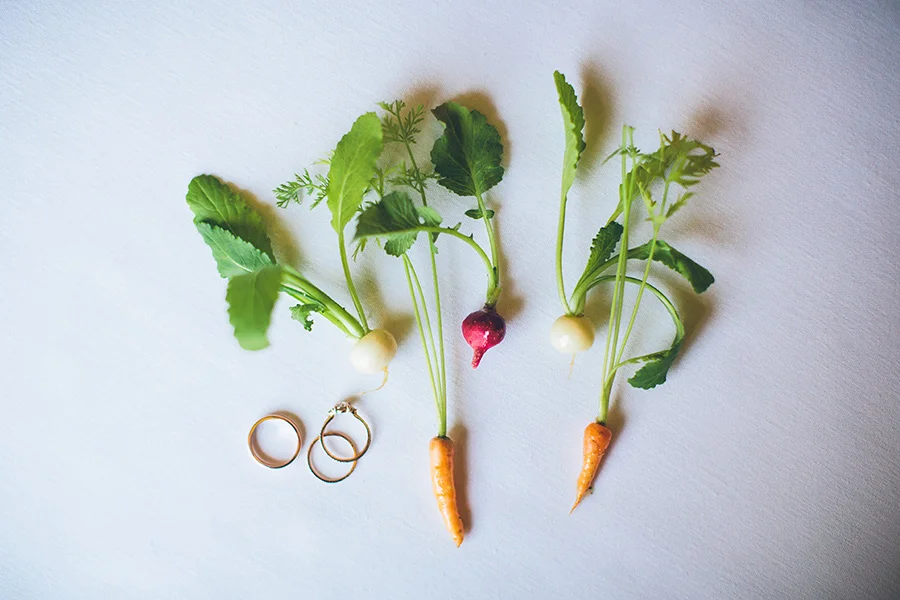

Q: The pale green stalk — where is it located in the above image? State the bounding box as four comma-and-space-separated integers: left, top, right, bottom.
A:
556, 179, 573, 314
337, 229, 369, 333
403, 255, 446, 437
281, 267, 365, 338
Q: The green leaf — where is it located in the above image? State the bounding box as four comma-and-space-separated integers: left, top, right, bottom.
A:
274, 169, 329, 209
665, 192, 694, 218
186, 175, 273, 259
290, 302, 325, 332
554, 71, 586, 196
327, 112, 384, 233
195, 223, 275, 278
430, 101, 504, 197
628, 339, 682, 389
464, 207, 495, 220
578, 221, 623, 282
629, 241, 714, 293
225, 265, 283, 350
354, 191, 442, 257
608, 130, 718, 223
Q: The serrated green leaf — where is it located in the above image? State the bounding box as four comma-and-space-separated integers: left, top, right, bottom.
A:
554, 71, 586, 196
327, 112, 384, 233
225, 265, 283, 350
186, 175, 273, 259
430, 101, 504, 197
464, 207, 495, 220
195, 223, 274, 278
577, 221, 623, 284
628, 339, 682, 389
608, 130, 718, 224
290, 302, 325, 332
354, 191, 442, 257
629, 241, 714, 293
666, 192, 694, 218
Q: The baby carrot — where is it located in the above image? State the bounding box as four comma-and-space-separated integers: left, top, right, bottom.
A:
430, 436, 464, 546
571, 421, 613, 513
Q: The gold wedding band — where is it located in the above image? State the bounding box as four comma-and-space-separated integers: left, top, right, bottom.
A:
247, 414, 302, 469
319, 402, 372, 463
307, 431, 359, 483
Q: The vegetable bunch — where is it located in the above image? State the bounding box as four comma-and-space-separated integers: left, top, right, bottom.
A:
550, 71, 718, 511
186, 115, 399, 376
351, 99, 508, 545
188, 100, 507, 546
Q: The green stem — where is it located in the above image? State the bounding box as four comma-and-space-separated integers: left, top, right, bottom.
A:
600, 128, 633, 399
593, 275, 683, 421
403, 255, 446, 437
398, 131, 497, 307
429, 243, 447, 413
474, 190, 501, 308
417, 226, 496, 304
408, 254, 442, 405
614, 228, 659, 366
556, 185, 573, 314
281, 286, 352, 337
281, 268, 365, 339
399, 137, 448, 428
337, 229, 370, 334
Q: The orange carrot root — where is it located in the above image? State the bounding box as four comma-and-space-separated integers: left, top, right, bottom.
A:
571, 422, 613, 513
430, 436, 464, 546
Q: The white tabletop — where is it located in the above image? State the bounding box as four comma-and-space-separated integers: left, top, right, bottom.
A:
2, 1, 899, 598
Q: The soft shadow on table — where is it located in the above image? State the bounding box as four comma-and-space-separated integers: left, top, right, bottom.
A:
579, 60, 617, 171
667, 85, 753, 248
448, 423, 472, 534
490, 213, 525, 322
671, 279, 716, 357
356, 264, 415, 345
603, 400, 627, 450
228, 181, 302, 268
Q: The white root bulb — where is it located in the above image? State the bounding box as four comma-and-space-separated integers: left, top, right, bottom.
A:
549, 315, 595, 354
350, 329, 398, 374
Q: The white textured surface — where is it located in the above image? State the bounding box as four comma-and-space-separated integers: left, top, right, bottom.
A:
2, 1, 900, 598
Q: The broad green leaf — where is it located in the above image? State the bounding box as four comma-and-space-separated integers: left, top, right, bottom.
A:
327, 112, 384, 233
186, 175, 273, 258
554, 71, 586, 197
629, 241, 714, 293
628, 339, 682, 389
225, 265, 282, 350
354, 191, 442, 257
464, 207, 495, 220
195, 223, 274, 278
430, 101, 504, 197
290, 302, 325, 332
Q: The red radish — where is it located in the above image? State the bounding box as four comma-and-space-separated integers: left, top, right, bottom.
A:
462, 306, 506, 368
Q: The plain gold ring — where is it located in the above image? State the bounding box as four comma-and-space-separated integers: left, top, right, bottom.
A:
307, 431, 359, 483
319, 402, 372, 463
247, 414, 302, 469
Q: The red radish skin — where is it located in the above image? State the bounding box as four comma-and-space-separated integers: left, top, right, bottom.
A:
462, 306, 506, 368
